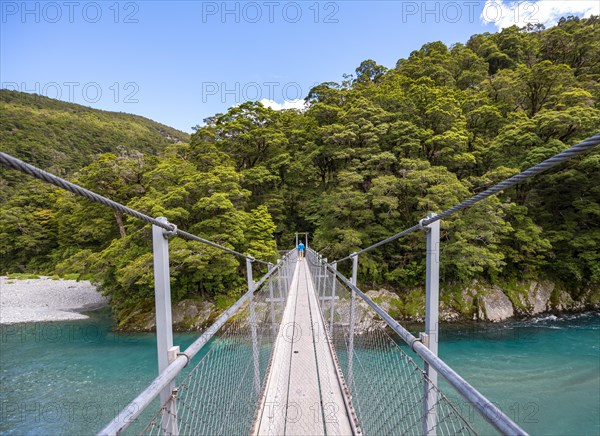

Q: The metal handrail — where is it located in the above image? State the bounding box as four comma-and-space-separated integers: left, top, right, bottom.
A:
327, 263, 527, 436
98, 254, 291, 436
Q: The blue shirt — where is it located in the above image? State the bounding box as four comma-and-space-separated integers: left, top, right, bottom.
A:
298, 243, 305, 251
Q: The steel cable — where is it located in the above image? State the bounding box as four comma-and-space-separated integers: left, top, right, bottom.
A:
336, 132, 600, 262
0, 151, 269, 264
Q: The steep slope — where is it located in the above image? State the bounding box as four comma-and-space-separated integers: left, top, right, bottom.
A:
0, 90, 190, 272
0, 89, 189, 176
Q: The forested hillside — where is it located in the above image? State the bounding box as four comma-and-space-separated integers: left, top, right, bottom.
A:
0, 90, 188, 175
1, 16, 599, 327
0, 91, 189, 271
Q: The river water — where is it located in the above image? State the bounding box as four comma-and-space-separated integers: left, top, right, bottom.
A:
1, 310, 598, 435
438, 312, 600, 435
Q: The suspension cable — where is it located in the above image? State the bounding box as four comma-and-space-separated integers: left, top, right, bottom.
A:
0, 151, 270, 265
336, 132, 600, 263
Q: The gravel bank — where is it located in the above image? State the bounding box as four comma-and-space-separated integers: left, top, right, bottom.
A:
0, 276, 108, 324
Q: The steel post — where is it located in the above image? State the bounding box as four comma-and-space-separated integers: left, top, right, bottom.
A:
329, 262, 337, 333
247, 258, 260, 397
317, 256, 321, 283
321, 258, 328, 302
282, 257, 288, 299
423, 214, 440, 436
268, 262, 276, 340
314, 255, 318, 290
318, 255, 324, 296
280, 255, 287, 297
348, 253, 358, 391
277, 259, 285, 310
152, 217, 178, 434
351, 253, 358, 286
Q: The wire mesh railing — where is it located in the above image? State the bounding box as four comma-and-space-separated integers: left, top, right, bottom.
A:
140, 251, 296, 436
99, 252, 297, 436
307, 248, 504, 435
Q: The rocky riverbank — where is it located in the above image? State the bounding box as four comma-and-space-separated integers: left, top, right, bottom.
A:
367, 280, 600, 323
119, 279, 600, 332
4, 275, 596, 330
0, 276, 108, 324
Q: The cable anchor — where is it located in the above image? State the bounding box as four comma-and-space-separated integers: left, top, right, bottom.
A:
163, 223, 178, 239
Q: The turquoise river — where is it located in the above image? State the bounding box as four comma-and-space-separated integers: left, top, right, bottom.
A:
1, 310, 598, 435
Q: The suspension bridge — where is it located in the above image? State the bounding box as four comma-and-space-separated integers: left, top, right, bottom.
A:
1, 132, 599, 435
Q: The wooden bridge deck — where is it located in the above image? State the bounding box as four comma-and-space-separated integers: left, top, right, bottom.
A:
252, 260, 355, 436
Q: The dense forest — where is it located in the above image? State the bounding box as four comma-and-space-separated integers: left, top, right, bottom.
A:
1, 16, 599, 327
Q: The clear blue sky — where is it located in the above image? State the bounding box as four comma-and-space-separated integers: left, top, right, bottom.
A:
2, 1, 598, 133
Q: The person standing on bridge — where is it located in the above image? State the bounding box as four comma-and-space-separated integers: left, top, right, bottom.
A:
298, 241, 305, 260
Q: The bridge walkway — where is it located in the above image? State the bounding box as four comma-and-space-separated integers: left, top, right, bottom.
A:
252, 259, 356, 436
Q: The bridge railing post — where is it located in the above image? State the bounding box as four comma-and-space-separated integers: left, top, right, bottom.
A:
321, 258, 328, 303
286, 252, 293, 292
317, 256, 322, 294
268, 262, 276, 340
246, 257, 260, 398
329, 261, 337, 334
280, 257, 286, 301
351, 253, 358, 286
314, 254, 319, 290
422, 213, 440, 436
152, 217, 178, 435
318, 256, 324, 299
318, 255, 322, 288
282, 254, 289, 298
348, 252, 358, 391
